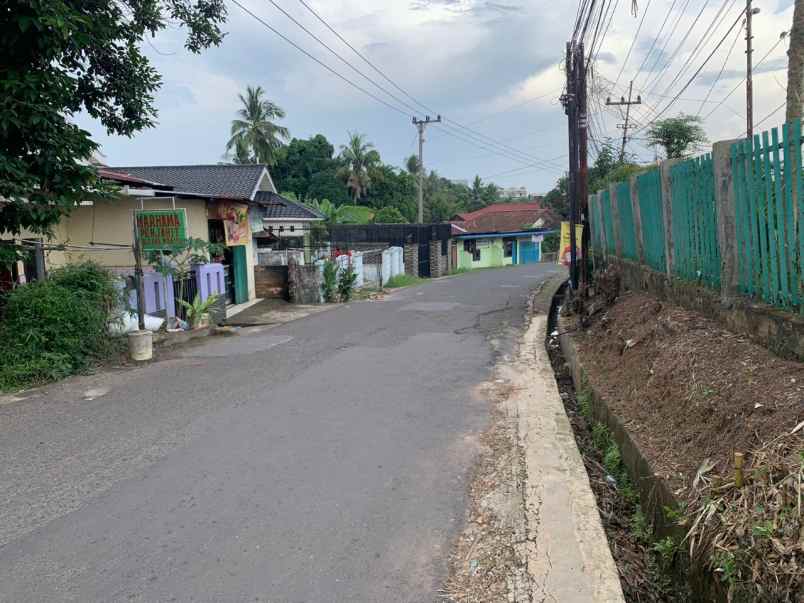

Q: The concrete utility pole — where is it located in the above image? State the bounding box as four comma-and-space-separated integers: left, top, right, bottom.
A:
606, 80, 642, 162
412, 115, 441, 223
745, 1, 759, 136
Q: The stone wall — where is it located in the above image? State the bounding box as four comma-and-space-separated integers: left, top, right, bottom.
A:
609, 257, 804, 361
429, 240, 448, 278
254, 265, 288, 299
288, 259, 322, 304
403, 243, 418, 276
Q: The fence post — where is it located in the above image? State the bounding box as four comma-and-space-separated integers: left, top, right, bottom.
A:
659, 159, 678, 278
713, 139, 741, 302
609, 182, 622, 258
629, 174, 644, 264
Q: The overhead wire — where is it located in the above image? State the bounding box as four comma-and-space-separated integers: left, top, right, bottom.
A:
695, 18, 744, 116
635, 9, 746, 133
636, 0, 693, 88
613, 0, 653, 89
631, 0, 679, 85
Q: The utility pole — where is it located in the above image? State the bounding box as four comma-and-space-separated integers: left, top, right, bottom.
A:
745, 1, 759, 137
576, 42, 590, 291
561, 42, 578, 290
412, 115, 441, 223
606, 80, 642, 162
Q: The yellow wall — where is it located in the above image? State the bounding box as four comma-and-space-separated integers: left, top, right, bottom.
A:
50, 197, 210, 269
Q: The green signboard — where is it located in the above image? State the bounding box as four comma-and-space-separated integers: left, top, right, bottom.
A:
134, 209, 188, 251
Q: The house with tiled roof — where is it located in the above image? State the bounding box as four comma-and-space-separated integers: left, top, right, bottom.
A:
449, 202, 558, 271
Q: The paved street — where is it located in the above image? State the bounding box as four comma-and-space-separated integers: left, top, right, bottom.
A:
0, 263, 562, 603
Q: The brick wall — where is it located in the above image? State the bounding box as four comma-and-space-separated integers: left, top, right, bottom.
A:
254, 265, 288, 299
429, 240, 448, 278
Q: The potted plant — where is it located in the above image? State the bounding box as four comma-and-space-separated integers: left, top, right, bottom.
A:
178, 293, 220, 330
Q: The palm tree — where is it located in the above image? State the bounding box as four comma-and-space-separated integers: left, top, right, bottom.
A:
226, 86, 289, 166
338, 132, 380, 203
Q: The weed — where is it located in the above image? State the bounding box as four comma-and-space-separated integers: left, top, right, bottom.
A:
603, 442, 622, 476
631, 506, 653, 543
652, 536, 679, 570
662, 503, 688, 524
576, 388, 593, 419
750, 520, 774, 539
591, 422, 611, 451
712, 550, 738, 587
385, 274, 423, 288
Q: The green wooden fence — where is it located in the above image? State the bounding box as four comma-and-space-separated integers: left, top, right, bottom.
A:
731, 120, 803, 309
616, 181, 638, 260
588, 118, 801, 312
589, 193, 603, 252
600, 189, 616, 254
670, 153, 720, 287
636, 168, 666, 272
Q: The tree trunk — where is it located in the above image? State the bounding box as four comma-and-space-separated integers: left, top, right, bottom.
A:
786, 0, 804, 123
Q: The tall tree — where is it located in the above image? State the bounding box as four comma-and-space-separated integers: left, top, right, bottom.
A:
646, 114, 707, 159
226, 86, 289, 166
405, 154, 420, 175
469, 175, 485, 211
0, 0, 226, 264
787, 1, 804, 122
338, 132, 380, 203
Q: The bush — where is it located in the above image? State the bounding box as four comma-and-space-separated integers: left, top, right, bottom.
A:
322, 260, 338, 302
0, 262, 121, 391
385, 274, 422, 288
337, 262, 358, 301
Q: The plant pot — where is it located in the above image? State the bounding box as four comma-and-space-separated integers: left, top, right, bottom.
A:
128, 329, 153, 361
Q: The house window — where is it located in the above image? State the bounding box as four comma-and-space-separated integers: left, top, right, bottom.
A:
503, 238, 514, 258
464, 239, 481, 262
290, 225, 295, 232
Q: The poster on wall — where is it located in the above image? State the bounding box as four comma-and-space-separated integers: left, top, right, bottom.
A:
134, 209, 188, 251
559, 221, 584, 266
214, 203, 251, 246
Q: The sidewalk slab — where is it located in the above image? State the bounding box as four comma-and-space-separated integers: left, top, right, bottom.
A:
511, 313, 625, 602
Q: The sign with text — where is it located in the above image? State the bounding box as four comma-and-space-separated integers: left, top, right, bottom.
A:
134, 209, 188, 251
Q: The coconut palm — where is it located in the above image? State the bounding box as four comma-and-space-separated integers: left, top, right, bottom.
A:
226, 86, 289, 166
338, 132, 381, 203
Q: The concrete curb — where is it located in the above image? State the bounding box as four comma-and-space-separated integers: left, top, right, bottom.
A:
509, 276, 625, 602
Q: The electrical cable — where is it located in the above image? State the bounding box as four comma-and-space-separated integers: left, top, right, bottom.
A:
696, 19, 744, 116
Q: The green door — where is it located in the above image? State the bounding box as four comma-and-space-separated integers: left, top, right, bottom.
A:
232, 245, 248, 304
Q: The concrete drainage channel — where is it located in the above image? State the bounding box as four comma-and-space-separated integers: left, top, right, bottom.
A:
546, 285, 690, 602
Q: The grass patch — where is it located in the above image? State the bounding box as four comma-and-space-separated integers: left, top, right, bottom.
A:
448, 267, 470, 275
385, 274, 424, 288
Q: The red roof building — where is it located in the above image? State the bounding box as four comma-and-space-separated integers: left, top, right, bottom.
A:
451, 202, 561, 234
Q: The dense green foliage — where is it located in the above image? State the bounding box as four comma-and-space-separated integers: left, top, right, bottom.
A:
0, 262, 121, 390
321, 260, 338, 302
337, 262, 358, 302
0, 0, 226, 264
385, 274, 423, 288
646, 114, 707, 159
372, 207, 407, 224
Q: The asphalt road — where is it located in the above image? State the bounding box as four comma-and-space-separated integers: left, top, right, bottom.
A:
0, 263, 562, 603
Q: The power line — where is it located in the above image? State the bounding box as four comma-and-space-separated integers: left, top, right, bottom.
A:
696, 19, 744, 116
636, 0, 693, 88
632, 0, 679, 84
635, 9, 746, 133
283, 0, 560, 170
589, 0, 619, 67
229, 0, 412, 117
702, 32, 788, 120
750, 100, 786, 133
613, 0, 653, 89
295, 0, 438, 116
656, 0, 737, 101
265, 0, 424, 116
643, 0, 713, 96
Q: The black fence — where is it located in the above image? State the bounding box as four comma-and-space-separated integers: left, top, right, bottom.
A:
329, 224, 452, 278
173, 276, 199, 322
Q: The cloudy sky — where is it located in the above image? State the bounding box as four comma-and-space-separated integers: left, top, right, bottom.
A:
81, 0, 795, 195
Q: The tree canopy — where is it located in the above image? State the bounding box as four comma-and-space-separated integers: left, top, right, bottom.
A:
226, 86, 289, 166
646, 114, 708, 159
0, 0, 227, 262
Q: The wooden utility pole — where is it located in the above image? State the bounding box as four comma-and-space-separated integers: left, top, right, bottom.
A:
576, 43, 590, 291
746, 0, 756, 136
606, 80, 642, 161
562, 43, 579, 290
786, 0, 804, 123
412, 115, 441, 223
132, 218, 146, 331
